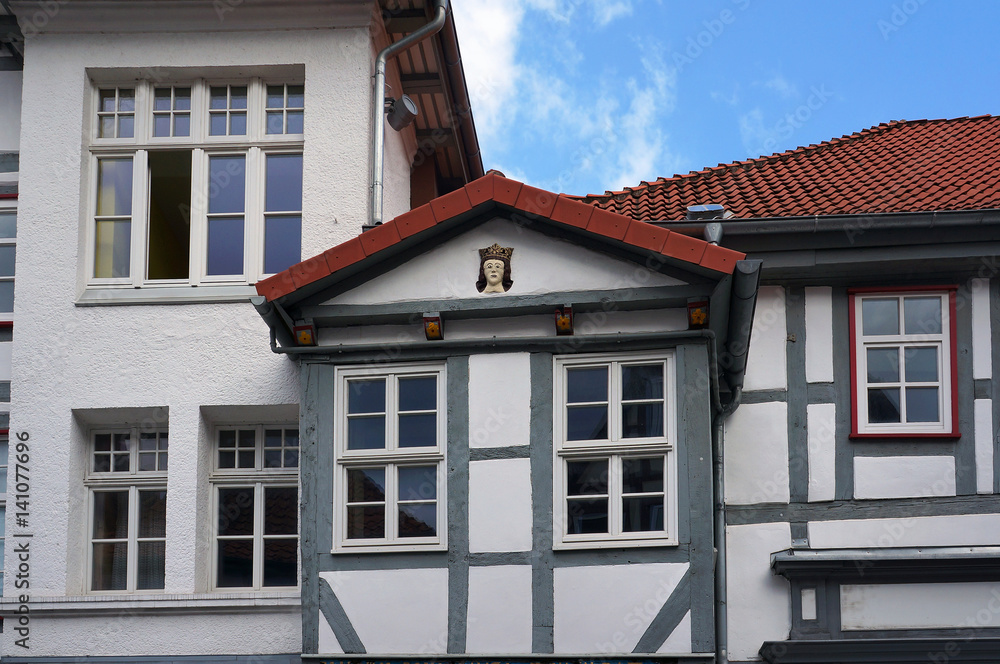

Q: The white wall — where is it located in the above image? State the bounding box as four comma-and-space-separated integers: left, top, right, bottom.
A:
2, 14, 401, 656
841, 582, 1000, 630
809, 513, 1000, 548
553, 563, 688, 654
466, 565, 533, 653
742, 286, 786, 391
853, 455, 956, 499
469, 353, 531, 448
321, 569, 449, 654
725, 401, 789, 504
468, 458, 533, 553
726, 522, 791, 662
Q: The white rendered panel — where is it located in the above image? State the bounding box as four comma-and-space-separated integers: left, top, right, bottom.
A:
466, 565, 533, 653
804, 287, 834, 383
657, 611, 691, 654
854, 456, 955, 499
807, 403, 836, 502
743, 286, 787, 391
321, 569, 448, 654
801, 588, 817, 621
325, 218, 686, 306
841, 583, 1000, 630
0, 342, 12, 381
727, 523, 792, 662
469, 353, 530, 448
810, 513, 1000, 548
972, 278, 992, 380
469, 458, 533, 553
976, 398, 995, 494
725, 402, 789, 504
317, 611, 345, 654
553, 563, 688, 654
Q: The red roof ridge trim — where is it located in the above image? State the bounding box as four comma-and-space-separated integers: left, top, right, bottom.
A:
255, 172, 745, 301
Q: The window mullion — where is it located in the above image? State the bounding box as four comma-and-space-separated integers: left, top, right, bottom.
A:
189, 148, 207, 285
131, 151, 149, 286
610, 361, 621, 442
253, 482, 264, 590
127, 485, 139, 592
609, 455, 621, 537
385, 463, 399, 542
246, 147, 262, 280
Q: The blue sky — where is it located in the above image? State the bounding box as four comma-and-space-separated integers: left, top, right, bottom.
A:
453, 0, 1000, 197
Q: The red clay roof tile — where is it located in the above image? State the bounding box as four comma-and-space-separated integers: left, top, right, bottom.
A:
257, 174, 743, 301
574, 117, 1000, 221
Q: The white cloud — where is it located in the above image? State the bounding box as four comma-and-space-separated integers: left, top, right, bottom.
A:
451, 0, 525, 141
455, 1, 680, 195
764, 73, 797, 99
738, 107, 783, 158
593, 1, 633, 26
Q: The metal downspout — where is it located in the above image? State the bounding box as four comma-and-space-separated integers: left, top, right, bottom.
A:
712, 259, 762, 664
371, 0, 448, 227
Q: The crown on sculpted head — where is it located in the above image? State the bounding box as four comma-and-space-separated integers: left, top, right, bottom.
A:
479, 243, 514, 262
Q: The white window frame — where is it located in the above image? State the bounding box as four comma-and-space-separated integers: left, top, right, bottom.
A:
85, 426, 168, 594
210, 424, 300, 591
86, 76, 303, 292
851, 289, 957, 437
0, 202, 16, 319
333, 363, 447, 553
553, 351, 678, 549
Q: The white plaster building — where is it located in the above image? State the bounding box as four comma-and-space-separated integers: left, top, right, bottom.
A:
0, 0, 480, 660
0, 3, 22, 644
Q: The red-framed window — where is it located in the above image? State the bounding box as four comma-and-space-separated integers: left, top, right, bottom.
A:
849, 286, 959, 438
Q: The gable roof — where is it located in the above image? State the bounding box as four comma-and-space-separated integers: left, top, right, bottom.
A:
255, 172, 746, 302
575, 116, 1000, 222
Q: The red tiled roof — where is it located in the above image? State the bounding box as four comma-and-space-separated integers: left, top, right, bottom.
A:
575, 116, 1000, 221
255, 172, 746, 301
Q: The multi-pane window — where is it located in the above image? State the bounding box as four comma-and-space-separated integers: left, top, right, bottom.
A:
97, 87, 135, 138
0, 208, 17, 312
89, 76, 304, 289
87, 428, 168, 592
152, 87, 191, 137
553, 353, 677, 548
209, 85, 248, 136
265, 84, 305, 135
212, 426, 299, 589
335, 364, 446, 551
851, 289, 956, 436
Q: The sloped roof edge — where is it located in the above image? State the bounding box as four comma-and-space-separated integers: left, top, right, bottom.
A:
255, 172, 746, 302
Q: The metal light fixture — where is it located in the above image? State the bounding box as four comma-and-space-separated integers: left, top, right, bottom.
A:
423, 312, 443, 341
687, 300, 709, 330
293, 323, 316, 346
555, 305, 574, 336
386, 94, 419, 131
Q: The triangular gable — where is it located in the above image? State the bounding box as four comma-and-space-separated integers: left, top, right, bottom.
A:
255, 172, 745, 303
322, 217, 688, 306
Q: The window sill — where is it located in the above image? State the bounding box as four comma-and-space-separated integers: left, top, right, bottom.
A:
77, 284, 259, 306
332, 542, 448, 554
850, 430, 961, 440
553, 537, 679, 551
0, 591, 300, 617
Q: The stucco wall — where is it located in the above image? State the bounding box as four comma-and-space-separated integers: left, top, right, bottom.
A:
1, 17, 416, 656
